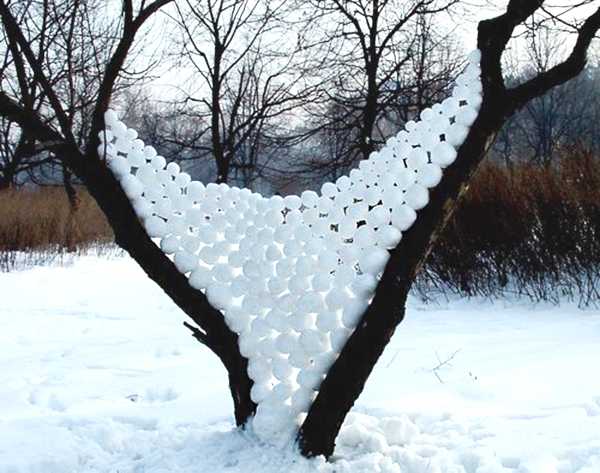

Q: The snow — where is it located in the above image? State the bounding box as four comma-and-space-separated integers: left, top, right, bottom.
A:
1, 255, 600, 472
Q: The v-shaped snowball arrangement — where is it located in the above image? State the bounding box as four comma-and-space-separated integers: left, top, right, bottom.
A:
98, 50, 482, 446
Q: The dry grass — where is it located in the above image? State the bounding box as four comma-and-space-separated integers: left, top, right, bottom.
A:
0, 186, 113, 252
421, 147, 600, 306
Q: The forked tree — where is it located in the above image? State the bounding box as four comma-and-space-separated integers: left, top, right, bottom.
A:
1, 0, 599, 459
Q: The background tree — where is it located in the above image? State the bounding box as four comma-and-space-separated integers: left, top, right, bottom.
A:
169, 0, 316, 186
297, 0, 460, 174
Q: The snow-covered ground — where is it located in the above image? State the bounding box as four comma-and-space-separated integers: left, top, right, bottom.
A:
1, 255, 599, 473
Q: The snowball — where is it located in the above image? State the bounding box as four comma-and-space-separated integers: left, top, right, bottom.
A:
151, 155, 166, 170
375, 225, 402, 249
248, 359, 272, 384
275, 333, 298, 354
315, 311, 341, 332
291, 388, 314, 413
239, 332, 261, 358
206, 283, 233, 310
404, 184, 429, 210
133, 199, 153, 219
445, 123, 470, 148
144, 216, 168, 238
407, 149, 428, 168
108, 156, 130, 176
166, 162, 180, 176
358, 247, 389, 275
284, 195, 301, 210
175, 172, 192, 188
342, 298, 369, 328
297, 369, 324, 391
299, 329, 328, 354
272, 358, 293, 382
266, 244, 283, 262
104, 109, 119, 126
311, 273, 333, 292
354, 225, 376, 249
212, 263, 234, 283
431, 142, 458, 167
366, 206, 390, 228
325, 287, 349, 310
174, 250, 197, 273
416, 163, 443, 188
301, 190, 319, 208
250, 382, 272, 404
330, 327, 352, 352
352, 273, 378, 297
455, 107, 478, 127
160, 235, 180, 255
336, 175, 351, 191
143, 145, 157, 158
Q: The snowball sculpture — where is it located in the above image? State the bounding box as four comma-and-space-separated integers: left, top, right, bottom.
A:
98, 50, 482, 446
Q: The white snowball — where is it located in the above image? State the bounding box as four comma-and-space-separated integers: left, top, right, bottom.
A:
404, 184, 429, 210
358, 247, 389, 275
366, 206, 390, 228
143, 145, 157, 158
272, 358, 293, 382
174, 250, 197, 273
104, 109, 119, 126
301, 190, 319, 208
455, 107, 478, 127
325, 287, 349, 310
354, 225, 376, 249
311, 273, 333, 292
175, 172, 192, 188
315, 311, 340, 332
431, 142, 458, 167
342, 298, 369, 329
407, 149, 428, 168
416, 163, 443, 188
250, 382, 272, 404
299, 329, 328, 354
127, 150, 145, 167
112, 121, 127, 138
266, 244, 283, 262
336, 175, 351, 191
108, 156, 130, 176
330, 327, 352, 353
275, 333, 298, 354
333, 265, 356, 287
264, 307, 287, 332
375, 225, 402, 249
212, 263, 234, 283
151, 155, 166, 170
352, 273, 378, 297
166, 162, 180, 176
206, 283, 233, 310
133, 199, 153, 219
297, 369, 323, 391
321, 182, 338, 199
144, 216, 168, 238
291, 388, 314, 413
284, 195, 301, 210
160, 235, 180, 254
347, 202, 368, 221
445, 123, 470, 148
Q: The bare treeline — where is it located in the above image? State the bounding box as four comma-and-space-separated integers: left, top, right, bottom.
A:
2, 0, 598, 193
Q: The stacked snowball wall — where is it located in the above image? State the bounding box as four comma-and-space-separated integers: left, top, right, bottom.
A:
98, 50, 482, 445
